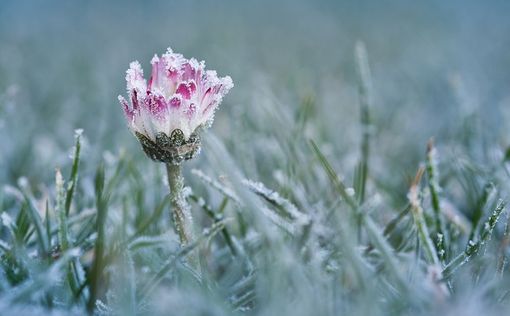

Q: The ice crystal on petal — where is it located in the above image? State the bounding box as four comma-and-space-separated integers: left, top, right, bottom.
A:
119, 47, 233, 164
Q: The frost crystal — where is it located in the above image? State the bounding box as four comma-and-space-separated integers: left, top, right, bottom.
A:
0, 212, 14, 228
119, 47, 233, 164
74, 128, 84, 138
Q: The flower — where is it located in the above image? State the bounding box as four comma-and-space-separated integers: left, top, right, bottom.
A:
119, 47, 233, 164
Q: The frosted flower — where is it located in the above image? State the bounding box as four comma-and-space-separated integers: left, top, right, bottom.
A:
119, 47, 233, 164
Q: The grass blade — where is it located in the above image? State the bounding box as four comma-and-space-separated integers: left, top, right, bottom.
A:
140, 220, 228, 302
408, 167, 440, 266
442, 200, 506, 279
21, 191, 50, 257
425, 139, 447, 263
354, 41, 373, 204
65, 129, 82, 216
88, 163, 109, 312
310, 140, 408, 291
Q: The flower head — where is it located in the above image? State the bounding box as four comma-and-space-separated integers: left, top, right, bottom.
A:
119, 47, 233, 164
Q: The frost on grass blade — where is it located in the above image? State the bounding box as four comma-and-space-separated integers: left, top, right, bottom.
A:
442, 200, 506, 279
242, 178, 311, 228
191, 169, 241, 204
191, 169, 307, 235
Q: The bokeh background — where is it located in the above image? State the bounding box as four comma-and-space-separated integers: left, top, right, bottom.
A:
2, 1, 510, 315
1, 0, 510, 188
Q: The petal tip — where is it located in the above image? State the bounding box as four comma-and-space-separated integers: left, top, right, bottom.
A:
150, 54, 160, 64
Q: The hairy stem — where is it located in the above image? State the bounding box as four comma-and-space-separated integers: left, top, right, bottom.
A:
166, 163, 193, 247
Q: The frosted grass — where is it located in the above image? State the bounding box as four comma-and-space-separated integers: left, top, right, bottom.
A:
0, 1, 510, 315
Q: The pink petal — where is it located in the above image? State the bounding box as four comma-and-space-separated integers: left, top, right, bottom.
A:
118, 95, 133, 120
181, 61, 196, 81
148, 54, 161, 90
201, 76, 233, 115
145, 92, 167, 119
131, 90, 139, 110
121, 47, 233, 141
185, 103, 196, 119
175, 81, 196, 100
126, 61, 146, 92
169, 95, 182, 108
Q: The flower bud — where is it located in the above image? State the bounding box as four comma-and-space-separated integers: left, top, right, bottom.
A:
119, 47, 233, 164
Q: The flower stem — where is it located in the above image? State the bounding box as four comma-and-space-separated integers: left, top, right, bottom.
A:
166, 163, 193, 247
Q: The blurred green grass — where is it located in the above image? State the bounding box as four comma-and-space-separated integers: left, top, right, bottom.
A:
1, 0, 509, 184
1, 0, 510, 315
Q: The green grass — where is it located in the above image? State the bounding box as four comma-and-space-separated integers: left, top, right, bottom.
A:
1, 1, 510, 315
2, 52, 510, 313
